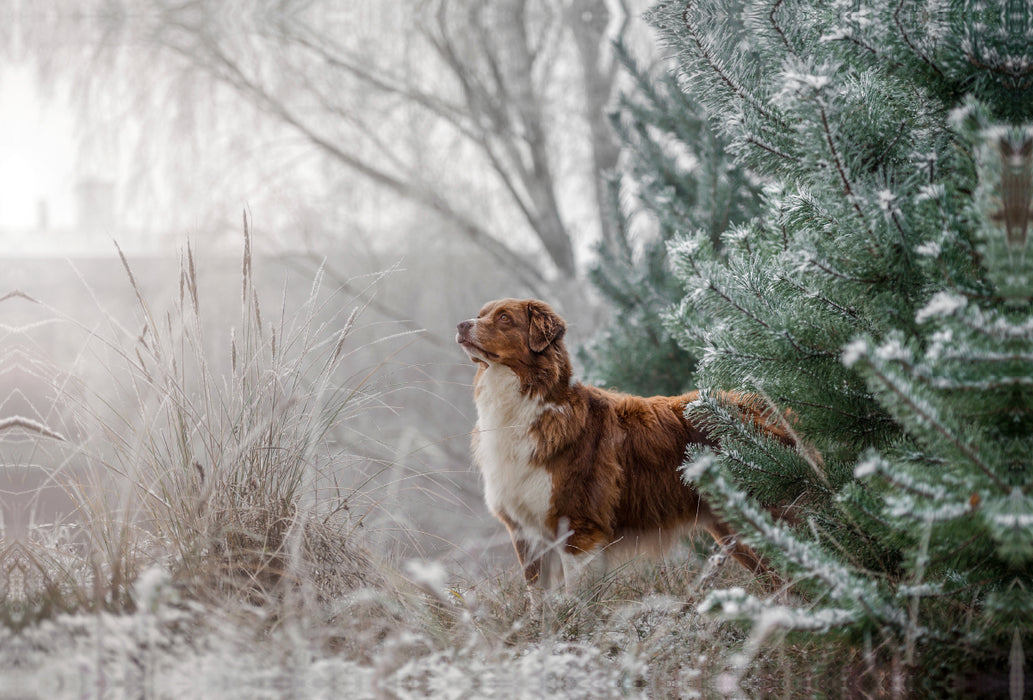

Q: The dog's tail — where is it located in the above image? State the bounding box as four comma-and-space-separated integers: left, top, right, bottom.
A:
705, 390, 824, 529
713, 390, 798, 448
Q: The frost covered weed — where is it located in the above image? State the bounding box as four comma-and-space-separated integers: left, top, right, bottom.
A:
370, 551, 760, 697
36, 222, 393, 617
2, 547, 887, 698
46, 505, 805, 694
372, 552, 897, 698
0, 532, 95, 628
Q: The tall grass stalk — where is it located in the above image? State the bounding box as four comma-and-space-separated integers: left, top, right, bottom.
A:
56, 223, 388, 611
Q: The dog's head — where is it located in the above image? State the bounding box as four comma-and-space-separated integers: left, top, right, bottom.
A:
456, 298, 566, 369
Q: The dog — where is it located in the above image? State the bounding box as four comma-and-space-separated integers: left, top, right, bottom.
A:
457, 298, 790, 593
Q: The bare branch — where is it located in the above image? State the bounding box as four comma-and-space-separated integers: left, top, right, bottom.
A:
163, 31, 551, 292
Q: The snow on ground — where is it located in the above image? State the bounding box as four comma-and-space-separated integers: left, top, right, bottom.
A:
0, 604, 645, 699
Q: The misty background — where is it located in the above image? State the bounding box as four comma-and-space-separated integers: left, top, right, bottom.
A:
1, 0, 665, 575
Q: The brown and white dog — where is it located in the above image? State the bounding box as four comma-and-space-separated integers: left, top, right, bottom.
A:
457, 298, 790, 593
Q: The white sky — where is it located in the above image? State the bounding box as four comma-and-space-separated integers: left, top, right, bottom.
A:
0, 66, 76, 232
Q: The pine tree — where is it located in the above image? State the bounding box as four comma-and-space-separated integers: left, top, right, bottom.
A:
637, 0, 1033, 687
579, 42, 762, 396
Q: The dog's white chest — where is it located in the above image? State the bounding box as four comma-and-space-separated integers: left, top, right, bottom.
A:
473, 366, 553, 537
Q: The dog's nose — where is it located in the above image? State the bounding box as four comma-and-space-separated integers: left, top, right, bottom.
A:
457, 320, 473, 339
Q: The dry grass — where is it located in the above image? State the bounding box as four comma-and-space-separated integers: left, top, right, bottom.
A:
5, 220, 398, 622
0, 228, 904, 697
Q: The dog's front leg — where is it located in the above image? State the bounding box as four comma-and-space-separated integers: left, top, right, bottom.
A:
499, 513, 552, 587
556, 518, 609, 596
559, 548, 607, 597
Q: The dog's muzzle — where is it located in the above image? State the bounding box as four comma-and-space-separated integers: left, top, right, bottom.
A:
457, 319, 492, 361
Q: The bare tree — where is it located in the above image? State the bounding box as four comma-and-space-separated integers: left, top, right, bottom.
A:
21, 0, 638, 300
0, 0, 656, 561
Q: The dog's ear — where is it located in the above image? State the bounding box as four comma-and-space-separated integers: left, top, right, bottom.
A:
526, 300, 565, 353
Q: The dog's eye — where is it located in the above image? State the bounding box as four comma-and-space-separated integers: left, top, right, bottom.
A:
497, 312, 510, 323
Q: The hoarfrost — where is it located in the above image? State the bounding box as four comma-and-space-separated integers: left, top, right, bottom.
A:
701, 589, 856, 634
853, 454, 886, 478
841, 337, 869, 367
988, 511, 1033, 528
948, 102, 977, 130
916, 291, 967, 323
681, 452, 717, 481
405, 559, 449, 592
698, 587, 752, 617
877, 189, 899, 214
133, 564, 172, 612
2, 605, 640, 700
669, 237, 702, 259
0, 415, 66, 440
925, 329, 953, 361
897, 583, 944, 597
754, 605, 855, 632
874, 337, 911, 362
915, 184, 945, 203
777, 67, 834, 105
915, 239, 942, 255
887, 497, 969, 521
819, 28, 850, 42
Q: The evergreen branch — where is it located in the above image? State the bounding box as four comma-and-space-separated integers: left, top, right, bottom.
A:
917, 375, 1033, 392
703, 349, 849, 404
955, 312, 1033, 342
819, 107, 872, 234
767, 0, 792, 53
780, 329, 838, 359
808, 517, 893, 582
688, 455, 899, 621
692, 390, 827, 493
679, 0, 787, 129
743, 135, 800, 163
716, 449, 787, 482
747, 386, 833, 489
857, 355, 1007, 491
783, 278, 864, 324
788, 398, 884, 424
785, 398, 900, 446
676, 251, 774, 331
925, 532, 985, 571
892, 0, 946, 81
889, 210, 912, 267
703, 281, 772, 330
877, 469, 970, 506
904, 518, 933, 664
706, 348, 786, 364
805, 256, 887, 285
839, 34, 879, 57
868, 120, 909, 171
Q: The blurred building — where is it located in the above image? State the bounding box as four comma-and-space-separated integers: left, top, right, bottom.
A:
0, 177, 122, 254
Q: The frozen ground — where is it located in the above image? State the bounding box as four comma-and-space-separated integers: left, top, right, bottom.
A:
0, 551, 773, 700
1, 605, 657, 699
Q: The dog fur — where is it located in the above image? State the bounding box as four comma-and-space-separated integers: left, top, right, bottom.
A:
457, 298, 787, 592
